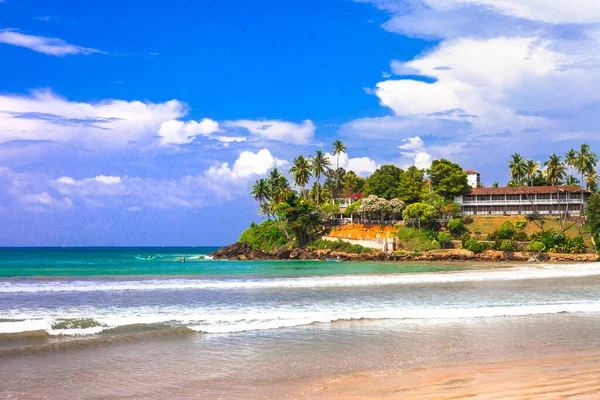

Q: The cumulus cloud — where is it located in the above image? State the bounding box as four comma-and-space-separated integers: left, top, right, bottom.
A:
348, 0, 600, 174
0, 89, 187, 146
398, 136, 424, 150
206, 149, 287, 183
0, 29, 102, 56
158, 118, 220, 144
224, 119, 315, 144
325, 152, 377, 176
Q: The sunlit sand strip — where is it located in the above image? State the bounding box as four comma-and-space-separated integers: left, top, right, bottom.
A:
299, 353, 600, 399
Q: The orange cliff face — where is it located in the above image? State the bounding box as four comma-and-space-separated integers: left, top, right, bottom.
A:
326, 224, 399, 240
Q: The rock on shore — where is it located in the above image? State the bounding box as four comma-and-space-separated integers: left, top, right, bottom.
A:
210, 243, 600, 263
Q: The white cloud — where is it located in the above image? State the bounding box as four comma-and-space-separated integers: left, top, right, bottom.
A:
19, 192, 72, 210
423, 0, 600, 24
224, 119, 315, 144
399, 136, 424, 150
206, 149, 287, 182
414, 151, 433, 169
0, 89, 187, 146
325, 152, 377, 176
158, 118, 220, 144
0, 29, 102, 56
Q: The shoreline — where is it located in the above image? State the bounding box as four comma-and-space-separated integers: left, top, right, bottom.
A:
298, 350, 600, 399
211, 242, 600, 263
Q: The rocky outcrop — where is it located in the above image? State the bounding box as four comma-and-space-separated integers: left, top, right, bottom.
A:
211, 243, 599, 263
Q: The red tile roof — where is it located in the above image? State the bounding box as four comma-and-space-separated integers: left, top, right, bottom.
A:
466, 186, 588, 195
465, 170, 480, 174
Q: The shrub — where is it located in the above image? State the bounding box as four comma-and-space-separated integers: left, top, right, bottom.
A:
436, 231, 453, 248
309, 239, 373, 254
462, 216, 474, 224
499, 239, 520, 252
485, 231, 498, 241
513, 231, 528, 241
447, 218, 466, 235
514, 219, 527, 229
538, 229, 568, 250
463, 238, 488, 254
498, 221, 516, 240
527, 241, 546, 253
473, 227, 482, 237
239, 220, 289, 251
397, 227, 441, 252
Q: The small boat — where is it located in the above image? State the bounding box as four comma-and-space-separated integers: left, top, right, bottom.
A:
135, 255, 156, 261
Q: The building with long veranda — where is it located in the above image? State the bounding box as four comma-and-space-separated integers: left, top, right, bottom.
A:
454, 172, 590, 216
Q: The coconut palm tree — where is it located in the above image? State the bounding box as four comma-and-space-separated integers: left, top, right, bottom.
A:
290, 156, 311, 199
332, 140, 346, 170
525, 159, 540, 186
309, 150, 331, 205
251, 179, 270, 205
565, 149, 577, 177
508, 153, 527, 184
492, 182, 499, 187
566, 175, 580, 186
543, 153, 566, 186
574, 144, 598, 227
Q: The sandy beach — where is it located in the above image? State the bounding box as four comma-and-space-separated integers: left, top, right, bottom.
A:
303, 352, 600, 399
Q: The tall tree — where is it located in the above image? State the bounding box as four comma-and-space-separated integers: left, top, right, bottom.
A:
544, 153, 566, 186
396, 166, 425, 204
427, 159, 469, 198
309, 150, 331, 206
525, 159, 540, 186
363, 164, 403, 200
565, 149, 577, 177
507, 153, 527, 184
332, 140, 346, 170
290, 156, 312, 200
574, 143, 598, 228
492, 181, 499, 187
251, 179, 270, 205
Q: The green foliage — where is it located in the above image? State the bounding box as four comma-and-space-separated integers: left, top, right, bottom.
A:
309, 239, 373, 254
436, 231, 453, 248
440, 201, 462, 219
396, 166, 425, 204
585, 193, 600, 251
397, 227, 441, 252
514, 231, 529, 241
341, 171, 366, 197
427, 159, 469, 198
402, 202, 438, 227
499, 239, 520, 252
239, 220, 289, 251
527, 241, 546, 252
363, 164, 403, 200
463, 238, 489, 254
343, 199, 361, 217
319, 203, 339, 220
462, 216, 474, 224
514, 219, 527, 229
498, 221, 516, 240
447, 218, 466, 234
538, 229, 568, 250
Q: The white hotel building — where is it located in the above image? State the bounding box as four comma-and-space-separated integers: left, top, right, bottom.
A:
454, 172, 590, 216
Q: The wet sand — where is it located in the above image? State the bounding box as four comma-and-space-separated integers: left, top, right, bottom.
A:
302, 352, 600, 399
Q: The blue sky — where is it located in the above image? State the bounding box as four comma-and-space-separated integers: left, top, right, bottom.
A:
2, 0, 600, 245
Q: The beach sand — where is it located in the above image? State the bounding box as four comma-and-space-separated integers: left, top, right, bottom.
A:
302, 352, 600, 399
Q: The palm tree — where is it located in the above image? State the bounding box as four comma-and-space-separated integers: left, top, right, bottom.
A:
566, 175, 580, 186
332, 140, 346, 170
525, 159, 540, 186
508, 153, 527, 184
565, 149, 577, 178
492, 182, 499, 187
543, 153, 566, 186
574, 143, 598, 228
251, 179, 270, 205
309, 151, 331, 205
290, 156, 311, 199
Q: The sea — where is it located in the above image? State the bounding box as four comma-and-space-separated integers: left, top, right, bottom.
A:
2, 247, 600, 399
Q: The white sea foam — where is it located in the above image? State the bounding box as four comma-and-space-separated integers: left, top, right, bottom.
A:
3, 301, 600, 335
2, 263, 600, 294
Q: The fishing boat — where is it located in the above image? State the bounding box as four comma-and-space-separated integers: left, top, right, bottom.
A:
134, 255, 156, 261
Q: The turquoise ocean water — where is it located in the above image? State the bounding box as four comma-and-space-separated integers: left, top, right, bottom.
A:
3, 247, 600, 398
